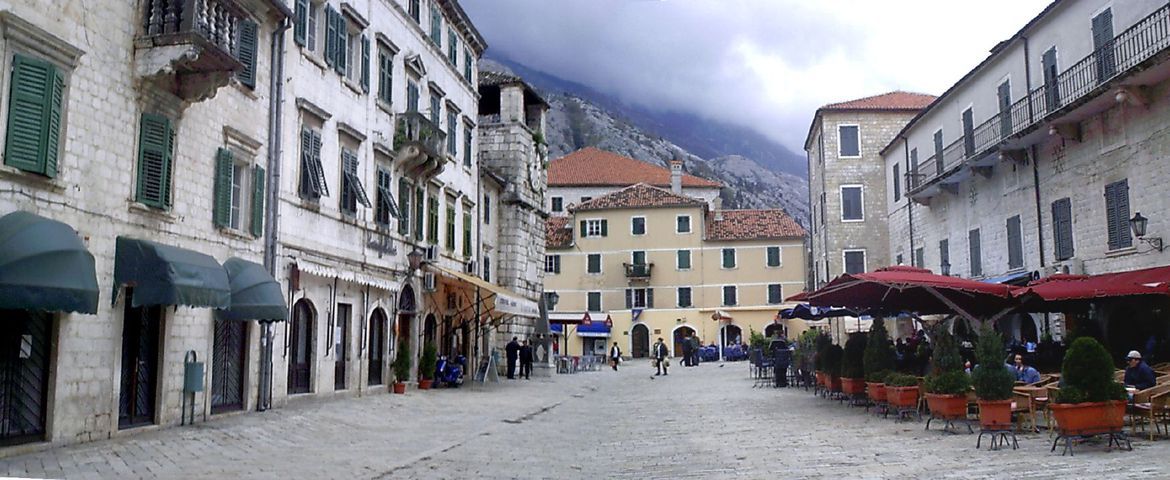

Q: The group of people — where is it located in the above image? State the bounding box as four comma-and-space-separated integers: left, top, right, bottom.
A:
678, 334, 703, 367
504, 337, 536, 380
607, 338, 672, 375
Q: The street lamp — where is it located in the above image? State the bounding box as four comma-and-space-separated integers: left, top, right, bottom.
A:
940, 261, 951, 276
1130, 212, 1164, 252
545, 291, 560, 310
407, 248, 424, 273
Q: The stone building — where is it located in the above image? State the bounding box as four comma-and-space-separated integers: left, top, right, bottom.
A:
883, 0, 1170, 346
803, 92, 934, 289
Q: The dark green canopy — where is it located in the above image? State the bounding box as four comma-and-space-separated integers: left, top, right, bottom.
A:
0, 211, 99, 314
114, 237, 230, 308
219, 257, 287, 321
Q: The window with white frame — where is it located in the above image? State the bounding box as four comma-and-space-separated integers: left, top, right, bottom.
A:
551, 196, 563, 212
838, 124, 860, 157
587, 292, 602, 312
676, 250, 691, 270
767, 284, 783, 304
766, 246, 781, 267
722, 286, 737, 306
631, 216, 646, 235
586, 254, 602, 274
843, 250, 866, 274
721, 248, 736, 269
677, 287, 692, 308
676, 215, 692, 233
841, 185, 863, 221
583, 219, 605, 238
544, 255, 560, 274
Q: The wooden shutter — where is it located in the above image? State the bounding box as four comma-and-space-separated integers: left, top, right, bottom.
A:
998, 80, 1012, 138
892, 163, 900, 200
968, 229, 982, 277
1042, 47, 1060, 112
310, 131, 326, 196
5, 54, 63, 177
378, 50, 392, 103
213, 148, 233, 227
1052, 198, 1074, 260
600, 219, 608, 237
360, 35, 370, 93
1092, 9, 1116, 81
1007, 215, 1023, 269
939, 239, 949, 266
335, 15, 348, 75
463, 212, 472, 257
398, 178, 411, 235
236, 20, 258, 88
647, 288, 654, 309
251, 165, 266, 237
579, 220, 587, 238
554, 255, 561, 274
625, 289, 632, 309
414, 188, 424, 241
1105, 180, 1131, 249
324, 5, 337, 67
293, 0, 308, 45
961, 108, 974, 156
136, 113, 174, 208
933, 130, 944, 175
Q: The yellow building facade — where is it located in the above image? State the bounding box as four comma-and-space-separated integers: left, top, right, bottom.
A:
544, 182, 808, 359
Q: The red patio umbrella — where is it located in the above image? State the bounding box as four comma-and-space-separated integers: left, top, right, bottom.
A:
784, 291, 809, 302
805, 266, 1016, 324
1013, 266, 1170, 310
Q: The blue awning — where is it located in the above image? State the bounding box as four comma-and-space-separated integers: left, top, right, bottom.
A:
550, 323, 563, 334
549, 322, 611, 337
981, 271, 1035, 286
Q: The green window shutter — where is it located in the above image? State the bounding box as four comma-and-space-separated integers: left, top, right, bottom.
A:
378, 50, 393, 104
463, 212, 472, 257
414, 188, 424, 241
236, 20, 258, 88
324, 5, 337, 67
397, 178, 411, 235
136, 113, 174, 208
213, 148, 233, 227
251, 165, 266, 237
968, 229, 982, 277
445, 204, 455, 251
5, 54, 63, 177
427, 197, 438, 243
722, 249, 735, 268
293, 0, 308, 45
625, 289, 632, 309
646, 288, 654, 309
600, 219, 608, 237
554, 255, 561, 273
579, 220, 587, 237
767, 247, 780, 267
334, 16, 348, 76
360, 35, 370, 93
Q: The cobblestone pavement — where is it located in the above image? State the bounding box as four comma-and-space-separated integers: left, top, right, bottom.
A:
3, 362, 1169, 479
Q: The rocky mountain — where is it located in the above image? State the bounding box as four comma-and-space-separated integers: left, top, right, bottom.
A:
479, 58, 810, 226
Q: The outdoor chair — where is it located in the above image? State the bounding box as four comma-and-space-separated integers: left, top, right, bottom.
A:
1157, 374, 1170, 385
1013, 386, 1051, 433
1129, 383, 1170, 440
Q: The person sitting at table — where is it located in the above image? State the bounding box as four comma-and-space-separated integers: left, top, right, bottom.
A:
1124, 350, 1156, 390
1013, 354, 1041, 384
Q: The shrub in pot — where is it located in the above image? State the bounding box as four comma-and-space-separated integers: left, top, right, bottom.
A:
840, 333, 867, 395
1050, 337, 1127, 436
814, 333, 833, 387
864, 319, 896, 402
824, 344, 844, 393
885, 372, 921, 409
418, 342, 437, 390
392, 338, 411, 394
971, 324, 1015, 429
924, 328, 971, 419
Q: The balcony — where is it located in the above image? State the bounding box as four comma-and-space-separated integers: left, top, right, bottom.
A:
623, 263, 653, 281
394, 112, 447, 178
135, 0, 247, 101
907, 3, 1170, 203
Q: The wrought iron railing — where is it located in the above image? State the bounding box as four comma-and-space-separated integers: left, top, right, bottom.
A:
623, 263, 653, 278
394, 112, 446, 157
908, 3, 1170, 197
142, 0, 244, 56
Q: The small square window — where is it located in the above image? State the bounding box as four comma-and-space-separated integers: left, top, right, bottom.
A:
631, 217, 646, 235
676, 215, 691, 233
721, 248, 736, 269
766, 246, 781, 267
587, 292, 602, 312
587, 254, 601, 274
551, 197, 563, 212
839, 125, 860, 157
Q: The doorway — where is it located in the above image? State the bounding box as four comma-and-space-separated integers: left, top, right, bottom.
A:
721, 324, 743, 347
119, 291, 162, 429
368, 308, 387, 386
673, 326, 696, 357
287, 299, 314, 394
0, 310, 52, 446
335, 303, 351, 391
631, 323, 649, 358
211, 317, 246, 413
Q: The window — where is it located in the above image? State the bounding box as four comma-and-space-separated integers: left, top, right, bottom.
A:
408, 0, 420, 23
429, 4, 442, 46
4, 54, 66, 177
414, 186, 424, 241
543, 291, 558, 311
298, 127, 326, 201
1042, 46, 1060, 112
463, 49, 473, 83
293, 0, 321, 52
841, 186, 863, 221
234, 20, 259, 88
838, 125, 859, 157
721, 248, 736, 269
406, 80, 419, 112
135, 113, 175, 208
374, 168, 398, 227
625, 288, 652, 309
323, 6, 348, 75
483, 193, 491, 225
463, 122, 472, 167
482, 255, 490, 282
843, 250, 866, 274
581, 219, 607, 238
544, 255, 561, 274
914, 248, 924, 269
446, 110, 457, 156
397, 178, 411, 236
961, 107, 975, 157
447, 31, 458, 65
631, 216, 646, 235
429, 94, 441, 126
587, 292, 602, 312
339, 148, 370, 215
1092, 8, 1116, 83
586, 254, 601, 274
722, 286, 737, 306
551, 197, 563, 212
212, 148, 265, 236
939, 239, 950, 272
998, 79, 1012, 138
427, 195, 439, 244
896, 254, 904, 266
445, 199, 456, 252
1105, 180, 1132, 250
767, 284, 783, 305
766, 246, 781, 267
909, 148, 918, 182
676, 215, 691, 233
1007, 215, 1024, 269
580, 196, 592, 203
892, 163, 901, 201
969, 229, 982, 277
1052, 198, 1074, 261
677, 287, 692, 308
377, 45, 393, 105
462, 210, 472, 257
676, 250, 691, 270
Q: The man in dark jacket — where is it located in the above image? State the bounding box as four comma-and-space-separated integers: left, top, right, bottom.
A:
505, 337, 520, 379
1125, 350, 1156, 390
519, 340, 533, 379
680, 335, 693, 367
654, 338, 669, 376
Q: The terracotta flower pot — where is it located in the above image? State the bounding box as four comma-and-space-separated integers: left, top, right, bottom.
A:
887, 385, 919, 408
866, 382, 887, 403
841, 377, 866, 395
829, 375, 843, 393
1050, 400, 1126, 436
977, 399, 1013, 429
925, 393, 968, 419
392, 382, 406, 394
417, 379, 433, 390
815, 371, 826, 387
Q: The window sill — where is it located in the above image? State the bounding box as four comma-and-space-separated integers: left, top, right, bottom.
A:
675, 231, 693, 235
230, 79, 259, 100
299, 47, 327, 71
0, 164, 66, 193
342, 77, 364, 96
127, 201, 177, 222
377, 100, 394, 116
217, 226, 256, 241
841, 219, 865, 223
297, 197, 322, 212
1106, 246, 1138, 258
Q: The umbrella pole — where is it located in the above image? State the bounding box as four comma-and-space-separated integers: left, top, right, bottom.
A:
922, 286, 981, 327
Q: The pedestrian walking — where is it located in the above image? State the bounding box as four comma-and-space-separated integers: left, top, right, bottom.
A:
689, 335, 701, 367
653, 338, 669, 376
505, 337, 520, 379
680, 335, 693, 367
519, 340, 533, 379
609, 342, 622, 371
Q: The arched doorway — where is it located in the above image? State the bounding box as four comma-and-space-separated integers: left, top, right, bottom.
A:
397, 286, 416, 380
288, 299, 315, 394
423, 313, 437, 350
720, 324, 743, 347
764, 323, 786, 339
368, 308, 388, 386
631, 324, 650, 358
673, 326, 696, 358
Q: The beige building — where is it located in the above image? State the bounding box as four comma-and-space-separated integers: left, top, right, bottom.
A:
544, 177, 807, 359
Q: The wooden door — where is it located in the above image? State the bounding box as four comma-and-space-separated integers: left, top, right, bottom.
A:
287, 300, 313, 394
367, 309, 386, 386
119, 294, 161, 429
0, 310, 51, 445
335, 303, 351, 391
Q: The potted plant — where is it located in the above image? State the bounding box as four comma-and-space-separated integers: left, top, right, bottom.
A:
392, 338, 411, 394
824, 344, 844, 394
864, 319, 896, 404
886, 372, 921, 410
924, 328, 971, 420
814, 332, 832, 390
1049, 337, 1128, 438
971, 324, 1015, 430
418, 342, 437, 390
840, 333, 867, 396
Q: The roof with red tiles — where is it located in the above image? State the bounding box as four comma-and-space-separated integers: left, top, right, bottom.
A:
706, 209, 807, 241
545, 216, 573, 249
819, 91, 937, 112
570, 183, 706, 212
548, 147, 723, 188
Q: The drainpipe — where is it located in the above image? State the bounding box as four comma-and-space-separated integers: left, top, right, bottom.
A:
904, 137, 915, 265
258, 18, 289, 413
1023, 35, 1051, 336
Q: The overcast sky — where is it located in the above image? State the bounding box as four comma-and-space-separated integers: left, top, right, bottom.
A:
462, 0, 1053, 153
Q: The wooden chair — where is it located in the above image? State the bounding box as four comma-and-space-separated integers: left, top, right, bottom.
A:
1130, 383, 1170, 441
1013, 386, 1051, 433
1115, 370, 1126, 383
1157, 374, 1170, 385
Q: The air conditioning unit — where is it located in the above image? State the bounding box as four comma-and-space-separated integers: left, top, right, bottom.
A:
1046, 258, 1085, 276
464, 260, 477, 274
423, 272, 437, 292
424, 245, 439, 262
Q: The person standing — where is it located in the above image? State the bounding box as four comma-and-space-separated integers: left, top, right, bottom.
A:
690, 335, 701, 367
680, 335, 693, 367
519, 340, 533, 380
505, 337, 520, 380
654, 337, 669, 376
609, 342, 622, 371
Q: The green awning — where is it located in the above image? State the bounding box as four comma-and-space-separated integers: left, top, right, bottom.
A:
219, 257, 287, 321
114, 237, 230, 308
0, 211, 99, 314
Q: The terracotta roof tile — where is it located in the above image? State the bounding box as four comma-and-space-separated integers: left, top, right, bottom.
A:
545, 216, 573, 249
571, 183, 705, 212
820, 91, 936, 112
707, 209, 806, 241
549, 147, 722, 188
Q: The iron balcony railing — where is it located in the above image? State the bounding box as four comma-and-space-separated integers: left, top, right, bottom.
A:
623, 263, 653, 279
141, 0, 245, 62
909, 3, 1170, 197
394, 112, 446, 158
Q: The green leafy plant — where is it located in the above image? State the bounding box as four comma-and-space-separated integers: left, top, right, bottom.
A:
971, 323, 1015, 401
823, 344, 844, 377
814, 332, 832, 373
419, 342, 438, 381
842, 333, 867, 379
793, 329, 818, 372
863, 319, 896, 383
1053, 336, 1127, 404
393, 338, 411, 383
532, 130, 546, 146
885, 372, 920, 387
924, 328, 970, 395
749, 329, 769, 350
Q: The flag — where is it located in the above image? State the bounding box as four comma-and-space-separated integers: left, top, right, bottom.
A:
632, 308, 643, 322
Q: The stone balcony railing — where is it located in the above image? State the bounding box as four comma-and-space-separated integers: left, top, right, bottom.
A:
135, 0, 248, 101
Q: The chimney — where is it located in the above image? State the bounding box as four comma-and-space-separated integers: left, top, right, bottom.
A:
713, 196, 723, 221
669, 158, 683, 194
